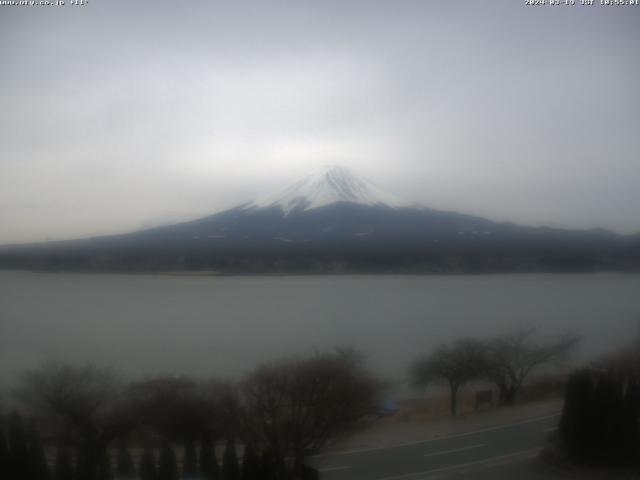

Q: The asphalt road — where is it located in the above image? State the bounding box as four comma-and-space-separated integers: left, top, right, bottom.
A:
311, 413, 560, 480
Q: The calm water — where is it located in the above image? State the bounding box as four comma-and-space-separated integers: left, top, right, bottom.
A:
1, 271, 639, 390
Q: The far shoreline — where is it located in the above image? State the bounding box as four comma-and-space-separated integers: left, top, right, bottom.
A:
0, 268, 637, 278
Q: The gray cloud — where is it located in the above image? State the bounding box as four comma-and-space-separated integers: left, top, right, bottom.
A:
1, 0, 639, 243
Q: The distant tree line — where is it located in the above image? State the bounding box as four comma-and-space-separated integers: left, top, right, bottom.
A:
411, 328, 580, 415
0, 350, 382, 480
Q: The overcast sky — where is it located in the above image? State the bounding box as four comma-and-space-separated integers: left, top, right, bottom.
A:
1, 0, 638, 243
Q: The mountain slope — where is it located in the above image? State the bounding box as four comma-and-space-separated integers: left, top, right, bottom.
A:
245, 165, 407, 214
1, 166, 639, 273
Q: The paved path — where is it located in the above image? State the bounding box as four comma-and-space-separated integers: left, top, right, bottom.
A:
312, 413, 560, 480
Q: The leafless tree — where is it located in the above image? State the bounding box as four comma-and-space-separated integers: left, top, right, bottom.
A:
125, 375, 228, 442
238, 349, 381, 479
411, 339, 488, 415
16, 363, 137, 480
485, 329, 580, 405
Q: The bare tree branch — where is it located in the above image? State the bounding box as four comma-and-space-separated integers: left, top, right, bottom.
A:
485, 329, 581, 404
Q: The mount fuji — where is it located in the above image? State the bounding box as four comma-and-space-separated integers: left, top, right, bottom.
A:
1, 165, 639, 273
245, 165, 408, 214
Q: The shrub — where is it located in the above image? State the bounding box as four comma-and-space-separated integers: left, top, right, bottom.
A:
559, 366, 640, 466
157, 441, 178, 480
222, 439, 240, 480
139, 444, 157, 480
53, 446, 74, 480
198, 433, 220, 480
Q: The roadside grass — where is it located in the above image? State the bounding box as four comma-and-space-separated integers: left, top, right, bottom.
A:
391, 373, 568, 423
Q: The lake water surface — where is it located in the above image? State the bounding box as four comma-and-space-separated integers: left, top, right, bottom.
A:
1, 271, 639, 391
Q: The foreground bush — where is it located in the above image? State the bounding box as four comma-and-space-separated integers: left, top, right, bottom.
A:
559, 364, 640, 466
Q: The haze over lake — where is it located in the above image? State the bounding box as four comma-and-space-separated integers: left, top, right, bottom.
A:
1, 271, 639, 392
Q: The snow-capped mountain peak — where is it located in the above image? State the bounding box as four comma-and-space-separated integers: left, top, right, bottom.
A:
247, 165, 406, 214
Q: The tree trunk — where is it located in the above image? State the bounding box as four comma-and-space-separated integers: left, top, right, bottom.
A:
502, 388, 517, 405
77, 444, 99, 480
450, 384, 459, 415
498, 383, 518, 405
293, 452, 304, 479
292, 452, 318, 480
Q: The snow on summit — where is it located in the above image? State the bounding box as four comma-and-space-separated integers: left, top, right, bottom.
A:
247, 165, 407, 214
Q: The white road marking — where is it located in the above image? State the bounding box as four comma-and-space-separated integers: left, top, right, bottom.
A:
318, 465, 352, 472
371, 447, 542, 480
423, 443, 486, 458
542, 426, 557, 433
313, 413, 560, 458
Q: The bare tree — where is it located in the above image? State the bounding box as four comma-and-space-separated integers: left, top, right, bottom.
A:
126, 375, 227, 443
16, 363, 137, 480
412, 339, 488, 415
239, 350, 381, 479
485, 329, 580, 405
